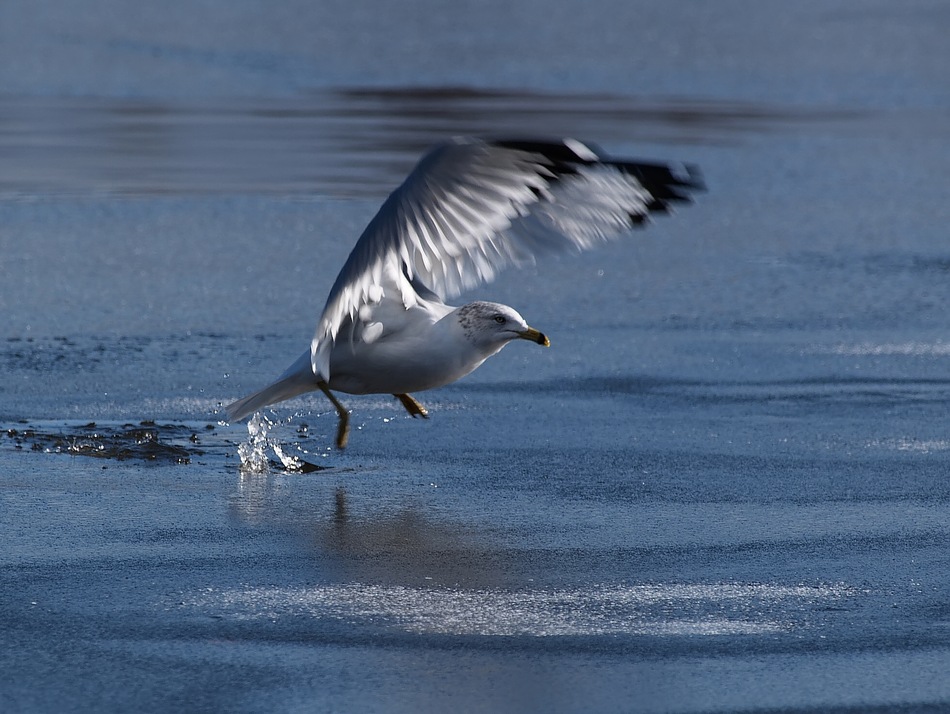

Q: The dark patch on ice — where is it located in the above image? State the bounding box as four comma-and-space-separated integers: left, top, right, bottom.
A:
3, 420, 203, 464
2, 419, 331, 471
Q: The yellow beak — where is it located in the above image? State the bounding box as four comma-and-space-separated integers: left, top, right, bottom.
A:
519, 326, 550, 347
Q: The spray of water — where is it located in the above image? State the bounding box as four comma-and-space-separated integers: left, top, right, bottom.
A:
237, 413, 309, 473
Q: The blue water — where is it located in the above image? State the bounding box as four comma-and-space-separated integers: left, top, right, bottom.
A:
2, 1, 950, 712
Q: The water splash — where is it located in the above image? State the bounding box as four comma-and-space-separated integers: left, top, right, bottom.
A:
236, 413, 271, 473
237, 413, 325, 473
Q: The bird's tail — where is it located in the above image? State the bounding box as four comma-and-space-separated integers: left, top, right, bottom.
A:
225, 349, 318, 421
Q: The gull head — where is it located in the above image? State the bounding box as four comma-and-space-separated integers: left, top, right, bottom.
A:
455, 301, 550, 349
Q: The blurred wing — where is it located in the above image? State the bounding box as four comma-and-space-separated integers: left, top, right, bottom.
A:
311, 136, 704, 378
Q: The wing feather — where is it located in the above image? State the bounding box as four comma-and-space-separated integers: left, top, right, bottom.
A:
310, 136, 703, 379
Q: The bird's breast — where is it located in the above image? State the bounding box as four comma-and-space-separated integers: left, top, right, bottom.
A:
326, 325, 500, 395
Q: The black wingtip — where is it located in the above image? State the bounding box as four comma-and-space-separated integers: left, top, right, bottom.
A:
490, 138, 602, 165
619, 160, 706, 197
491, 136, 704, 189
490, 136, 705, 222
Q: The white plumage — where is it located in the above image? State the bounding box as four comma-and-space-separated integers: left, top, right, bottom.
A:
226, 137, 703, 447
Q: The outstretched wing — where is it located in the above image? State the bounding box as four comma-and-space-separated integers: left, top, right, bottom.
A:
311, 136, 704, 378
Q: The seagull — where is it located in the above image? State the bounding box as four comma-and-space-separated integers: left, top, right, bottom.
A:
226, 137, 703, 447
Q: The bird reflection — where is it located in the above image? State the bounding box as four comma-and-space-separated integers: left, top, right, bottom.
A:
229, 471, 512, 589
333, 486, 348, 528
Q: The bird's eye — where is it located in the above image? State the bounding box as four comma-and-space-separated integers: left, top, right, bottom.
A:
494, 315, 506, 324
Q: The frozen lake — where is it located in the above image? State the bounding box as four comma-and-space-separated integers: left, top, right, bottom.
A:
2, 1, 950, 712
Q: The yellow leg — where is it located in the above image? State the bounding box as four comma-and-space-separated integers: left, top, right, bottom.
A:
394, 393, 429, 419
318, 382, 350, 449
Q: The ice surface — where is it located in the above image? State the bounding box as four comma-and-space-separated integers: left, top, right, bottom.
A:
184, 581, 857, 637
2, 1, 950, 712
